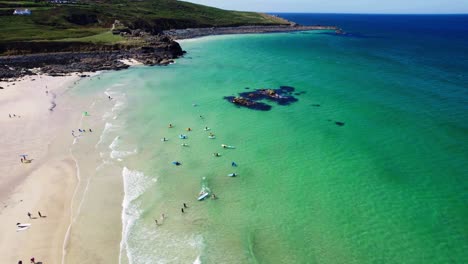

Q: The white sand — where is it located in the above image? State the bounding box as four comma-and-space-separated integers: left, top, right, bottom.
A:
0, 73, 96, 263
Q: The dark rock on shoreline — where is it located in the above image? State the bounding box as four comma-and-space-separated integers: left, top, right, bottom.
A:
0, 35, 184, 80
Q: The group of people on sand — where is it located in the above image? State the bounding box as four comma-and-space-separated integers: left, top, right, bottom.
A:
17, 212, 46, 263
72, 128, 93, 137
17, 257, 38, 264
8, 113, 21, 118
27, 211, 45, 219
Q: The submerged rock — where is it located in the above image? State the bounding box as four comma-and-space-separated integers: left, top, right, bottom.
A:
225, 86, 298, 111
335, 122, 345, 126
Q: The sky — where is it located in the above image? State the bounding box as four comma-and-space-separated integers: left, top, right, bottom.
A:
183, 0, 468, 14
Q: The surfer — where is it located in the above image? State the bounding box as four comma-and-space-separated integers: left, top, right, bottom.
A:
38, 211, 42, 218
183, 203, 188, 208
232, 161, 237, 167
187, 128, 192, 131
181, 208, 185, 213
211, 194, 216, 200
214, 153, 220, 157
169, 124, 173, 128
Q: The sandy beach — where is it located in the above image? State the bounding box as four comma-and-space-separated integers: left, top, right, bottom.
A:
0, 73, 95, 264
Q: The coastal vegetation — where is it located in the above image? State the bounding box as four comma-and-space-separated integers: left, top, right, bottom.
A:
0, 0, 289, 45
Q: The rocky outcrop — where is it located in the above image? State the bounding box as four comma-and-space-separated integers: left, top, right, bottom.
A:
0, 35, 184, 80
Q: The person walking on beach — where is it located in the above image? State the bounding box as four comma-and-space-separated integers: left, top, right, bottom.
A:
18, 260, 22, 264
38, 211, 42, 218
21, 157, 24, 163
27, 212, 32, 219
9, 114, 11, 118
30, 257, 35, 263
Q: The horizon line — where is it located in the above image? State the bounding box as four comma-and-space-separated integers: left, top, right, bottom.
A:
263, 12, 468, 15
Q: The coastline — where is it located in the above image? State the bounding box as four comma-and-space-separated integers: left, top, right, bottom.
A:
164, 25, 339, 40
0, 73, 102, 263
0, 25, 338, 81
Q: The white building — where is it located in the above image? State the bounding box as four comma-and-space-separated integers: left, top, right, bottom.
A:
13, 9, 32, 15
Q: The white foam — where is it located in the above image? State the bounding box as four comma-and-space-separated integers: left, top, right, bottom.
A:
96, 122, 117, 147
119, 167, 156, 264
193, 256, 202, 264
109, 136, 137, 160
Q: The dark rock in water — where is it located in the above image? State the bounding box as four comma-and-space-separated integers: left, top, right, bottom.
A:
335, 122, 345, 126
224, 96, 271, 111
311, 104, 320, 107
225, 86, 299, 111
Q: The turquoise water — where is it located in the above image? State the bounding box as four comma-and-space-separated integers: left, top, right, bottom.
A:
78, 15, 467, 264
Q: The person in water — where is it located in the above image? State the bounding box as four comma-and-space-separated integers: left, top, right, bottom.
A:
187, 128, 192, 131
232, 161, 237, 167
169, 124, 173, 128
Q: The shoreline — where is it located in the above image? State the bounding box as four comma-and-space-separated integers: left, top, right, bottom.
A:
164, 25, 339, 40
0, 25, 339, 81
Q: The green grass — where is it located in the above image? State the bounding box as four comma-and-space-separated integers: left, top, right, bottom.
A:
0, 0, 290, 46
58, 31, 125, 44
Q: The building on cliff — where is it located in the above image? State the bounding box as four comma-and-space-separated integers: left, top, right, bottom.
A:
13, 9, 31, 15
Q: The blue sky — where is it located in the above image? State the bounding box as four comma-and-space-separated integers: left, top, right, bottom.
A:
184, 0, 468, 14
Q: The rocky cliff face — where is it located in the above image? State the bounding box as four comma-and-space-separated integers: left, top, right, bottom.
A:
0, 35, 185, 80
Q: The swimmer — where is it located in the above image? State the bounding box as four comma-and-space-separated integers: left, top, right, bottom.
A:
169, 124, 173, 128
187, 128, 192, 131
232, 161, 237, 167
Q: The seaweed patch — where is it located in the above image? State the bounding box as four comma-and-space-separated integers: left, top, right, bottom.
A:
224, 86, 299, 111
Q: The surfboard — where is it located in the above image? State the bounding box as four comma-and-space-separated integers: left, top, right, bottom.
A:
198, 192, 209, 201
16, 223, 31, 231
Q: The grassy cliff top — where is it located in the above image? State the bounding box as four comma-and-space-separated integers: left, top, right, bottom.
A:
0, 0, 290, 43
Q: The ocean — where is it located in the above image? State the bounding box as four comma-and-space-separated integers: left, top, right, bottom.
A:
70, 14, 468, 263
